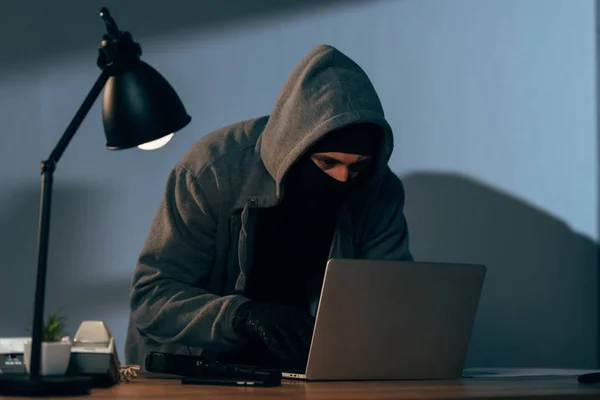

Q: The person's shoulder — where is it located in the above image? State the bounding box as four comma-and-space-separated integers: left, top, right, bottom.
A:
176, 116, 268, 177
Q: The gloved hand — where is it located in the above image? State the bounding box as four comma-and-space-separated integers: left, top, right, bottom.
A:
232, 301, 315, 364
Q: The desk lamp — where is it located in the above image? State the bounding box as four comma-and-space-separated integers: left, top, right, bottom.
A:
0, 7, 191, 396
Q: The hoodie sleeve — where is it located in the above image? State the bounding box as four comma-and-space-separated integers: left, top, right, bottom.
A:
357, 171, 414, 261
129, 165, 249, 351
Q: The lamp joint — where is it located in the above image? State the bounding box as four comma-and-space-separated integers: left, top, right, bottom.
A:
40, 160, 56, 174
96, 8, 142, 75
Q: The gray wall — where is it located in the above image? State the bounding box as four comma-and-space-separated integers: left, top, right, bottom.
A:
0, 0, 597, 368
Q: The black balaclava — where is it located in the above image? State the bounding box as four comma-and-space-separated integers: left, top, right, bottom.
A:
282, 122, 382, 216
239, 123, 382, 369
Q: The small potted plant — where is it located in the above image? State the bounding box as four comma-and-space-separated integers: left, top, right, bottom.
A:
24, 310, 73, 376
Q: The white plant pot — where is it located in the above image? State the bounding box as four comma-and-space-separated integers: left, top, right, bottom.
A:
23, 340, 72, 376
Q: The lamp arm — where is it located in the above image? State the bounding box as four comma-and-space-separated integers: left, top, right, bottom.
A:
28, 67, 112, 380
45, 68, 112, 166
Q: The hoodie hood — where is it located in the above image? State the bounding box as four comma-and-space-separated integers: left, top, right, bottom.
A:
259, 44, 394, 199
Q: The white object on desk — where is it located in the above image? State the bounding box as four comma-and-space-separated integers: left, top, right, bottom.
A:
0, 338, 29, 354
73, 321, 111, 344
23, 338, 72, 376
71, 321, 115, 355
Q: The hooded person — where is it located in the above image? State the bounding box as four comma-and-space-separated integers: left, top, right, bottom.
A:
125, 44, 413, 370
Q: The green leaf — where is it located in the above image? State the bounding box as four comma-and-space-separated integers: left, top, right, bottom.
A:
27, 309, 68, 342
46, 315, 65, 341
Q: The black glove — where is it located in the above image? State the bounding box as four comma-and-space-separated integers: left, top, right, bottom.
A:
232, 301, 315, 364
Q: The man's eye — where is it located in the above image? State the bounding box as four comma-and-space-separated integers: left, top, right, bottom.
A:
349, 160, 370, 173
319, 159, 338, 169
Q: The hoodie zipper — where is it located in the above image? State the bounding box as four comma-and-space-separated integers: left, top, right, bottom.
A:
236, 198, 258, 292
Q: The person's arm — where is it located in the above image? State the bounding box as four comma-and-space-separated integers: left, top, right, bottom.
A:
357, 170, 414, 261
129, 165, 249, 351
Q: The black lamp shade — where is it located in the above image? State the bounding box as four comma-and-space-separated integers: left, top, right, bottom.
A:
102, 60, 191, 150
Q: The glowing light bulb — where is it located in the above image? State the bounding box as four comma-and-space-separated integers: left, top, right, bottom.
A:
138, 133, 174, 150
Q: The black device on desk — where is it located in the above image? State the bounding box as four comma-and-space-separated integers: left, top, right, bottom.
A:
145, 351, 281, 387
66, 321, 120, 387
578, 372, 600, 384
0, 339, 27, 375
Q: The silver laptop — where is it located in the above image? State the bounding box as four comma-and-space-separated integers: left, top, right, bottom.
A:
282, 259, 486, 381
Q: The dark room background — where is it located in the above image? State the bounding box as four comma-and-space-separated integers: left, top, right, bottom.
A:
0, 0, 597, 368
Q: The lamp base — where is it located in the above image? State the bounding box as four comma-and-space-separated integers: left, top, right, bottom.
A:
0, 374, 93, 397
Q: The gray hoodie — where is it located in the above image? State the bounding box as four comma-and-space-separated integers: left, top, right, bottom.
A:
125, 44, 413, 366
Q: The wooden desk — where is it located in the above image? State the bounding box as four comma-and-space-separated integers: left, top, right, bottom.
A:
3, 375, 599, 399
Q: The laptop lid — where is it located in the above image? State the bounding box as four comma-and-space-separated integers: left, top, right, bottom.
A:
303, 259, 486, 381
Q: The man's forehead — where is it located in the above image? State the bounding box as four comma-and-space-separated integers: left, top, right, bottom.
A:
309, 123, 382, 157
312, 152, 371, 162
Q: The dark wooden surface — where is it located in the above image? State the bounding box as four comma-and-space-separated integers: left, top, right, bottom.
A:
3, 374, 600, 399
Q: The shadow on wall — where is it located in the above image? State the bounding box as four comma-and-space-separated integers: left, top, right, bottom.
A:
3, 171, 597, 368
0, 182, 130, 338
0, 0, 369, 71
401, 172, 599, 368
